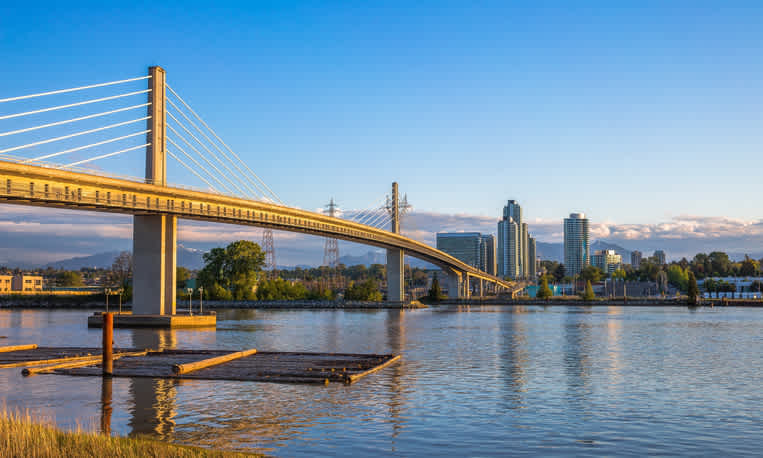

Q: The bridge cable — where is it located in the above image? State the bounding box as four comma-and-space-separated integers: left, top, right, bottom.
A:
165, 83, 284, 205
166, 149, 220, 193
63, 143, 149, 168
0, 90, 151, 121
373, 215, 393, 230
0, 75, 151, 104
0, 116, 150, 155
166, 135, 236, 195
347, 198, 387, 222
355, 205, 387, 225
24, 130, 150, 163
166, 101, 267, 200
166, 125, 239, 195
0, 103, 151, 138
356, 207, 388, 226
165, 111, 253, 198
365, 209, 391, 228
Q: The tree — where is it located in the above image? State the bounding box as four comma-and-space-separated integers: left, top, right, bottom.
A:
57, 270, 83, 287
579, 266, 605, 283
554, 264, 566, 283
536, 275, 553, 299
110, 251, 132, 287
427, 273, 442, 302
611, 269, 627, 281
581, 280, 595, 301
667, 265, 689, 291
709, 251, 731, 277
197, 241, 265, 300
657, 271, 669, 295
739, 255, 760, 277
687, 271, 699, 306
344, 279, 383, 301
176, 266, 191, 289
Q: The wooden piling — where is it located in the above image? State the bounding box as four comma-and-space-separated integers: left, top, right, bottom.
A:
172, 348, 257, 375
102, 312, 113, 375
0, 344, 37, 353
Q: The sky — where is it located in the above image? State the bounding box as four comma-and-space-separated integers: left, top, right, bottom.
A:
1, 1, 762, 264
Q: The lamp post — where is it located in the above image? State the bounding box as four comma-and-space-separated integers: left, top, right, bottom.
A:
198, 287, 204, 314
105, 288, 111, 312
187, 288, 194, 315
117, 288, 123, 314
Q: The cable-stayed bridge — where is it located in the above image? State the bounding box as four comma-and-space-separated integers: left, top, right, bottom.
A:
0, 66, 520, 316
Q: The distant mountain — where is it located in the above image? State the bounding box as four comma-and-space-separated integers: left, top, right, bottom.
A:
46, 245, 206, 271
592, 240, 631, 262
338, 251, 386, 266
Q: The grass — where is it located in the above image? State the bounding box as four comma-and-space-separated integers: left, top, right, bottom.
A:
0, 409, 256, 458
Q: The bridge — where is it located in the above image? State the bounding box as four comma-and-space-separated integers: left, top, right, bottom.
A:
0, 66, 521, 317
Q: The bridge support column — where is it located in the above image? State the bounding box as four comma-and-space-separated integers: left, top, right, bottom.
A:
479, 279, 484, 297
447, 271, 460, 299
387, 248, 404, 302
463, 274, 470, 298
133, 215, 176, 315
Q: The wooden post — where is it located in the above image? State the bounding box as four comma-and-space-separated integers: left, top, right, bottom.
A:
102, 312, 113, 375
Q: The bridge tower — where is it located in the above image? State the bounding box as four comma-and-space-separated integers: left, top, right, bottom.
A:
262, 229, 276, 277
132, 66, 177, 315
385, 182, 409, 302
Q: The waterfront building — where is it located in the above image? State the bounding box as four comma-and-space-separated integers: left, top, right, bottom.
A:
437, 232, 495, 275
631, 250, 642, 269
497, 200, 536, 279
11, 274, 43, 292
564, 213, 589, 277
0, 275, 12, 293
591, 249, 622, 274
653, 250, 666, 265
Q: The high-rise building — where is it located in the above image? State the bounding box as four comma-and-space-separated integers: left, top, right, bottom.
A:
653, 250, 666, 265
497, 200, 535, 279
591, 249, 622, 274
528, 237, 537, 279
480, 234, 496, 276
437, 232, 495, 275
631, 250, 642, 269
564, 213, 589, 277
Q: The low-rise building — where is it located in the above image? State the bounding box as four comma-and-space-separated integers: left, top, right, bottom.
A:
12, 274, 43, 292
0, 275, 12, 293
591, 249, 622, 274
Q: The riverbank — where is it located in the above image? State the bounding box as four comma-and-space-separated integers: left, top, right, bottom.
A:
0, 409, 254, 457
0, 296, 428, 310
435, 297, 763, 307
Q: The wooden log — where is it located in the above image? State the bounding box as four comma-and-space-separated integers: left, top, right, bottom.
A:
0, 344, 38, 353
172, 348, 257, 375
346, 354, 401, 384
0, 353, 96, 369
21, 350, 148, 376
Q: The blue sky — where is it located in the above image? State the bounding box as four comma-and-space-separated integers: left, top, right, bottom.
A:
1, 1, 762, 263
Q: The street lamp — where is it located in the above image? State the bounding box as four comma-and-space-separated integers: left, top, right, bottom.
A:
187, 288, 194, 315
198, 286, 204, 314
105, 288, 111, 312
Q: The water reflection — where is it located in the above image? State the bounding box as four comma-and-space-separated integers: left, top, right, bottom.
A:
128, 329, 179, 439
500, 308, 528, 408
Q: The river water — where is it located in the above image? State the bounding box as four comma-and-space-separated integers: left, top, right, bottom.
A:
0, 306, 760, 456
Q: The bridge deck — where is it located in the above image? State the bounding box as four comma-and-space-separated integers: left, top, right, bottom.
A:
27, 348, 400, 384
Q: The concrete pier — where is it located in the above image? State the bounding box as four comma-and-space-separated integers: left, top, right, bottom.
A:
88, 312, 216, 328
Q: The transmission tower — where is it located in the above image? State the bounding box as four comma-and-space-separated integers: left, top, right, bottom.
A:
323, 198, 340, 268
262, 228, 276, 277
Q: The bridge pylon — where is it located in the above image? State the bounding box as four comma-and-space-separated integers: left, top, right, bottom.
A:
386, 182, 406, 302
132, 66, 177, 315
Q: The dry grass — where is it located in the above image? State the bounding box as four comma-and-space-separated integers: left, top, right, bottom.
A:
0, 409, 256, 458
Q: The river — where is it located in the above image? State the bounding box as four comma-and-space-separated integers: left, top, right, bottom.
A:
0, 306, 760, 456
